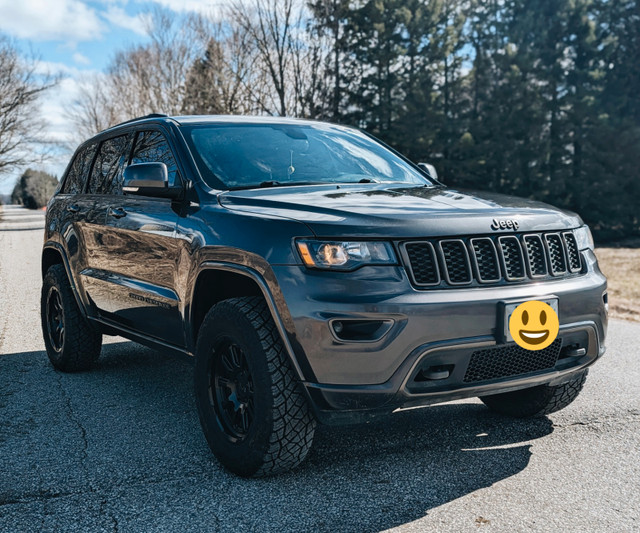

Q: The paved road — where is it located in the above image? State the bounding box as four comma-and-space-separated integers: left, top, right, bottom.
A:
0, 217, 638, 532
0, 205, 45, 231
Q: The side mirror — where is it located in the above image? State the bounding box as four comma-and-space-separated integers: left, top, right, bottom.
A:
418, 162, 440, 183
123, 163, 180, 198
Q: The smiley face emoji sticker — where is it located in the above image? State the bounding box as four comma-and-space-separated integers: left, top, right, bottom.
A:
509, 301, 559, 350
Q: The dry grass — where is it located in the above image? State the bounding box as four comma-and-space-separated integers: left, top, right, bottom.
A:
596, 247, 640, 322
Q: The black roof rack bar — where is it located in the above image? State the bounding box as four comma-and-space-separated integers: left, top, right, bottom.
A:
112, 113, 169, 128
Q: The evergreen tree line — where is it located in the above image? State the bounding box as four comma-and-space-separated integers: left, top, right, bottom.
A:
11, 169, 58, 209
73, 0, 640, 241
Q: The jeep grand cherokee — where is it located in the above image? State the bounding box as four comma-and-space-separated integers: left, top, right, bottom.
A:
41, 115, 607, 476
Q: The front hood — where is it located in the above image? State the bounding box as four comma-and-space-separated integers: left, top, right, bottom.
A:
218, 184, 582, 238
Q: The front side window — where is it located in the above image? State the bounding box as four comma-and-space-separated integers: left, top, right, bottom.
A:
130, 130, 179, 187
182, 123, 432, 190
89, 135, 131, 195
62, 143, 97, 194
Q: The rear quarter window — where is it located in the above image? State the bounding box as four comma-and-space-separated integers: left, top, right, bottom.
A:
62, 143, 98, 195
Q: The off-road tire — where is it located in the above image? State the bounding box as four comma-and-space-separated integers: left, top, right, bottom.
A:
480, 369, 589, 418
194, 296, 316, 477
41, 264, 102, 371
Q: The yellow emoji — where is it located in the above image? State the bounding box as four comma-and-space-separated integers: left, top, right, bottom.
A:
509, 300, 559, 350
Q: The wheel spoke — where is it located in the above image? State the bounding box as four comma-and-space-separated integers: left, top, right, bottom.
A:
220, 350, 235, 373
240, 406, 249, 432
229, 345, 242, 369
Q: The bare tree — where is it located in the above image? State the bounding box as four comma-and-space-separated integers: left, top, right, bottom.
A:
70, 8, 208, 137
68, 75, 120, 144
182, 23, 264, 116
229, 0, 323, 117
0, 35, 58, 178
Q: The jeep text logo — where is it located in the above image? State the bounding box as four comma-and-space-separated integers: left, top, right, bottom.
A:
491, 218, 519, 231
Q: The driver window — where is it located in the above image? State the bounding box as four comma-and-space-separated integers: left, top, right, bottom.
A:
130, 130, 179, 187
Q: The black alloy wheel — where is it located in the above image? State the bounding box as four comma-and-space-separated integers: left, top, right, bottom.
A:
211, 340, 255, 441
46, 286, 65, 352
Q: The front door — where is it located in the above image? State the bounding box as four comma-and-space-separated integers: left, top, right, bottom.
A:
95, 129, 184, 347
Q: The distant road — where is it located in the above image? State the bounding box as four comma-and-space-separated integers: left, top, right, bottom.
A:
0, 205, 45, 231
0, 226, 639, 532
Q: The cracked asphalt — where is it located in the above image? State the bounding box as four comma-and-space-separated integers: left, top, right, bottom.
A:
1, 219, 639, 532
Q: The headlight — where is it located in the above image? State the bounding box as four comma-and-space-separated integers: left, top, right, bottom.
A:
296, 240, 396, 270
574, 225, 594, 250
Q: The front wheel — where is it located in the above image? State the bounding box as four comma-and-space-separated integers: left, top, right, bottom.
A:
479, 369, 589, 418
41, 264, 102, 371
194, 296, 316, 477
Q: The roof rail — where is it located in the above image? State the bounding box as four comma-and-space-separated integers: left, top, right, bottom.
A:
112, 113, 169, 128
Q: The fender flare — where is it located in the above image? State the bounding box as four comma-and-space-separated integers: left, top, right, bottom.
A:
42, 241, 89, 319
193, 261, 308, 382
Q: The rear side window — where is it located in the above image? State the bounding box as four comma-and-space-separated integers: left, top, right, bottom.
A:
130, 130, 179, 187
89, 135, 131, 195
62, 143, 97, 194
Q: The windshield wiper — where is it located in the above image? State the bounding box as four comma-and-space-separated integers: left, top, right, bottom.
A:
230, 181, 329, 190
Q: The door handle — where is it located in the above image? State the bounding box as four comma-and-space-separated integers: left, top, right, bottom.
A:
66, 204, 80, 213
108, 207, 127, 219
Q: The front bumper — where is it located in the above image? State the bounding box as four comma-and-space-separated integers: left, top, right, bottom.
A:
272, 250, 607, 424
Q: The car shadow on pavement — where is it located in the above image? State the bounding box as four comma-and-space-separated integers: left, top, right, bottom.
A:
0, 341, 554, 532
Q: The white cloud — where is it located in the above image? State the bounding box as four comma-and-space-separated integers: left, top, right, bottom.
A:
0, 0, 103, 42
142, 0, 221, 14
34, 60, 85, 77
73, 52, 91, 65
102, 5, 150, 35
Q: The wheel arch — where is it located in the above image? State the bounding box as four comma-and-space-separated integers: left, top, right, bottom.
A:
189, 262, 307, 381
41, 242, 88, 319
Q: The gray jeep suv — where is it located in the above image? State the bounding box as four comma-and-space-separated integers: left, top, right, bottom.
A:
41, 115, 608, 476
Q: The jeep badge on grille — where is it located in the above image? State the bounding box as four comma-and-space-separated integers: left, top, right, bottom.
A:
491, 218, 519, 230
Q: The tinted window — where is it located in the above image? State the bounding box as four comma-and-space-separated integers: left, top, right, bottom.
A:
62, 143, 97, 194
89, 135, 131, 195
130, 130, 178, 187
183, 123, 431, 190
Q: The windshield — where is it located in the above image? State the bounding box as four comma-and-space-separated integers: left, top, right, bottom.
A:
181, 122, 433, 190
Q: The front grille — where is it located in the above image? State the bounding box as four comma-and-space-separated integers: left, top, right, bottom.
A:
463, 338, 562, 383
402, 230, 583, 289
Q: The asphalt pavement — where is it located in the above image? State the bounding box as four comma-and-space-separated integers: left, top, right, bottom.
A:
0, 209, 638, 532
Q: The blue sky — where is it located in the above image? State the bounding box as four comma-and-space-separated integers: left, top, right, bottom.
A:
0, 0, 220, 193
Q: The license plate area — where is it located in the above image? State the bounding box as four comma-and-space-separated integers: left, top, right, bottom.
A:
500, 298, 559, 343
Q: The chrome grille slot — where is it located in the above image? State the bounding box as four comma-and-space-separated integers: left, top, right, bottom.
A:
470, 238, 501, 282
439, 240, 472, 284
563, 232, 582, 272
545, 233, 567, 275
523, 234, 547, 277
403, 242, 439, 286
498, 236, 526, 280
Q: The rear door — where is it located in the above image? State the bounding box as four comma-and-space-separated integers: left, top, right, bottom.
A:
98, 128, 184, 347
55, 141, 107, 317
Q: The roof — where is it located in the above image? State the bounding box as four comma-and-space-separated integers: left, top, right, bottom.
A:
102, 114, 345, 134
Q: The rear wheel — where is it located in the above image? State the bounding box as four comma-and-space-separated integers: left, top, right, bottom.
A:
194, 296, 316, 477
41, 264, 102, 371
479, 369, 589, 418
